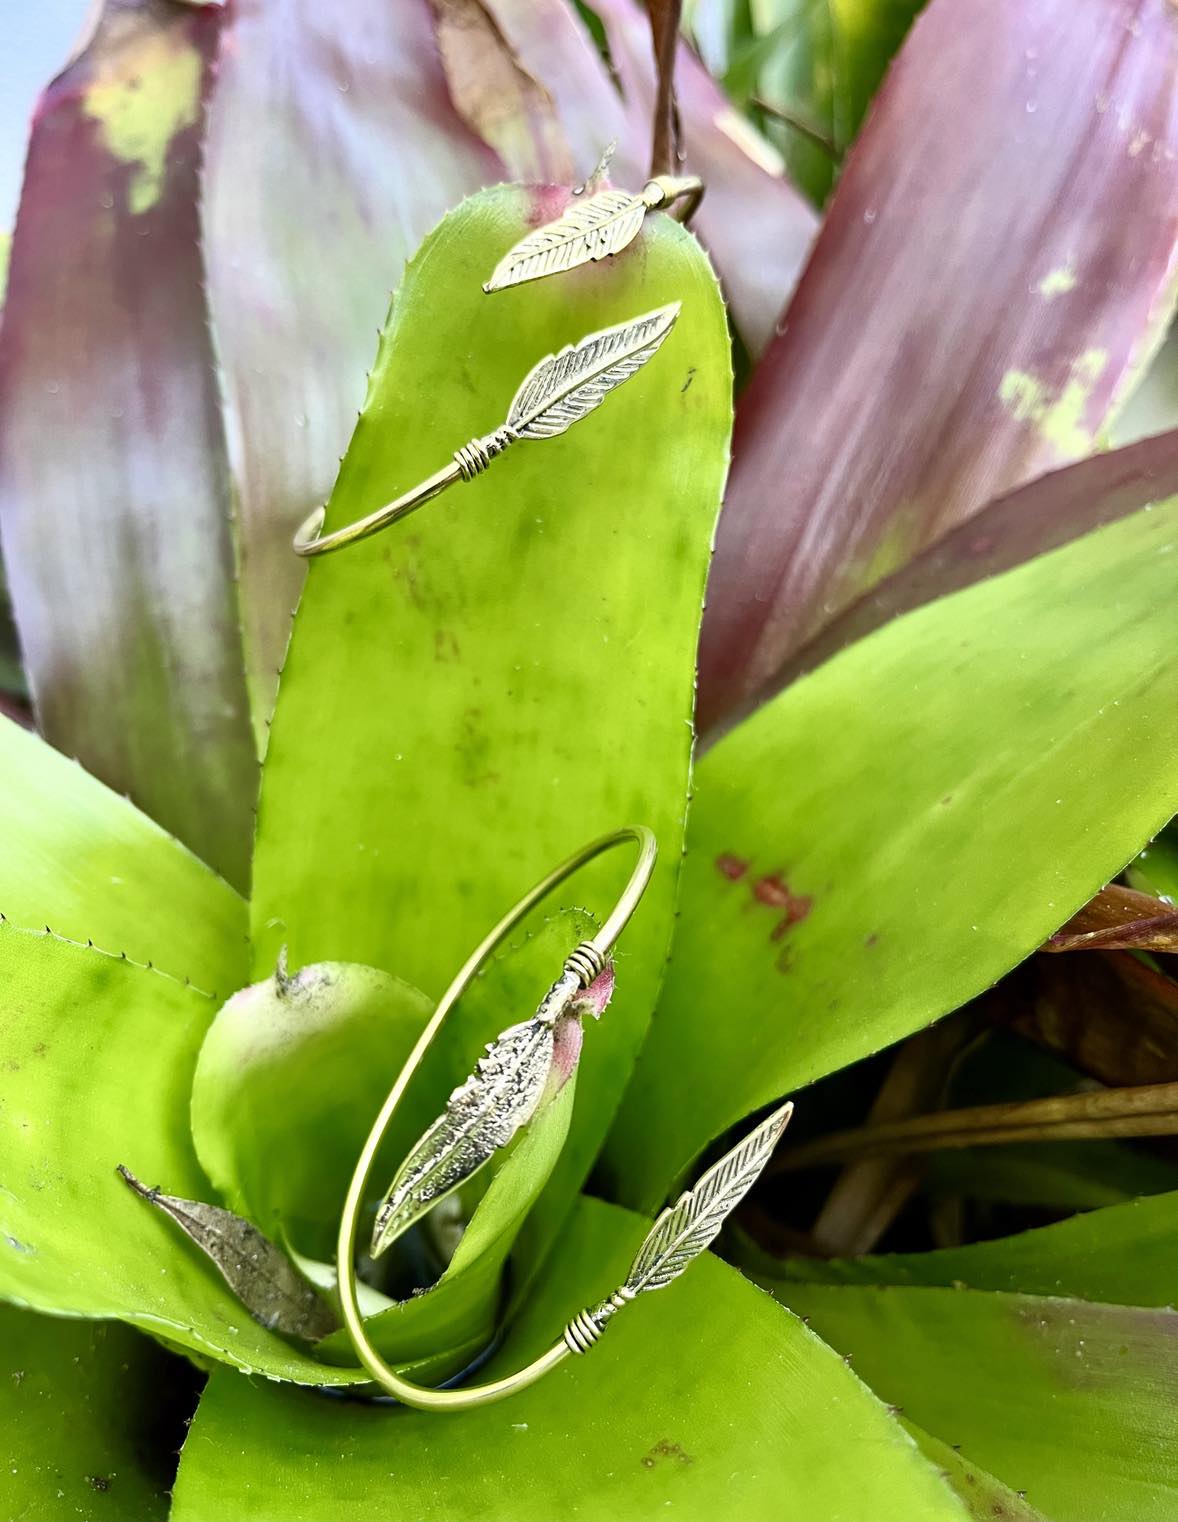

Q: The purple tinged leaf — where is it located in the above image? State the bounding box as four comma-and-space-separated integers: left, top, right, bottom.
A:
573, 960, 616, 1020
477, 0, 632, 168
0, 0, 255, 887
478, 0, 817, 354
589, 0, 818, 354
699, 0, 1178, 732
1043, 882, 1178, 953
1006, 951, 1178, 1088
738, 430, 1178, 720
427, 0, 575, 183
200, 0, 502, 723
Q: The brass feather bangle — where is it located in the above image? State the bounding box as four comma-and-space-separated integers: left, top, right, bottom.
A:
292, 303, 679, 559
336, 825, 793, 1412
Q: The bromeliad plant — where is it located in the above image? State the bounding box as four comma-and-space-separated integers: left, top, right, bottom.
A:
2, 0, 1178, 1519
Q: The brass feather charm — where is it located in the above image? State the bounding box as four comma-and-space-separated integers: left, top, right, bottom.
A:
624, 1100, 793, 1293
562, 1101, 793, 1353
483, 175, 704, 293
370, 1017, 559, 1258
294, 305, 680, 558
370, 966, 595, 1258
484, 187, 654, 292
506, 303, 679, 440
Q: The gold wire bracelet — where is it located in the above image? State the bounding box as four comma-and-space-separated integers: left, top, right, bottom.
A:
337, 826, 656, 1410
293, 304, 679, 559
337, 825, 793, 1412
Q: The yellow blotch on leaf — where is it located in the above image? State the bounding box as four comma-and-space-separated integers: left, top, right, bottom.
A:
998, 349, 1109, 457
853, 516, 918, 591
1036, 263, 1078, 298
81, 34, 202, 215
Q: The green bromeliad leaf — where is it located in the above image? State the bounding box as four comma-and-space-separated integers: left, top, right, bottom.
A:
171, 1197, 968, 1522
0, 895, 610, 1385
252, 185, 732, 1235
758, 1188, 1178, 1307
0, 713, 246, 994
781, 1281, 1178, 1521
0, 1304, 188, 1522
610, 499, 1178, 1205
903, 1422, 1046, 1522
1129, 825, 1178, 903
744, 0, 922, 205
190, 959, 434, 1261
0, 924, 356, 1384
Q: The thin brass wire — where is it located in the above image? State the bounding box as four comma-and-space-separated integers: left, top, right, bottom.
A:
336, 825, 657, 1411
292, 301, 679, 560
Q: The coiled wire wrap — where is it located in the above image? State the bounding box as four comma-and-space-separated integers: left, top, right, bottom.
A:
453, 426, 517, 481
564, 940, 606, 988
563, 1291, 633, 1355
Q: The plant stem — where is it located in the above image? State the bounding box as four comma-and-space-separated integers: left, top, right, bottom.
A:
751, 96, 839, 159
648, 0, 683, 177
773, 1081, 1178, 1171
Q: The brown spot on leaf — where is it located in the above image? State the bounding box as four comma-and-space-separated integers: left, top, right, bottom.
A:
755, 875, 813, 942
87, 1476, 111, 1492
753, 872, 791, 907
771, 901, 812, 938
640, 1439, 693, 1470
715, 853, 749, 881
434, 628, 460, 662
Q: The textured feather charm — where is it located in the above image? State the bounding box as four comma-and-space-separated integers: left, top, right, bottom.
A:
483, 186, 659, 292
371, 1017, 556, 1258
370, 967, 600, 1258
625, 1101, 794, 1294
561, 1101, 794, 1357
506, 303, 680, 442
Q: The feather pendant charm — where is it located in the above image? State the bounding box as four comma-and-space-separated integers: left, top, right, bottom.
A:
483, 175, 704, 293
562, 1101, 793, 1354
370, 964, 605, 1258
370, 1018, 557, 1258
506, 303, 679, 441
483, 187, 654, 292
624, 1100, 793, 1293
